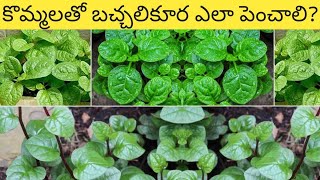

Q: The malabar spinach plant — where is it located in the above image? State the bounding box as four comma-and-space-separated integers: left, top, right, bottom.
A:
213, 107, 320, 180
93, 30, 273, 105
275, 30, 320, 105
0, 107, 150, 180
0, 30, 91, 105
1, 107, 318, 179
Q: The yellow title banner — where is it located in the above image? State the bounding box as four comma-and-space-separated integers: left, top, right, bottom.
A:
0, 0, 320, 29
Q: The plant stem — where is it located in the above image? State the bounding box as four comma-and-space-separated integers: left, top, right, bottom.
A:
160, 170, 163, 180
55, 135, 75, 179
291, 107, 320, 179
43, 107, 50, 116
290, 136, 310, 180
254, 139, 259, 156
19, 107, 48, 179
18, 107, 29, 139
43, 107, 75, 179
106, 139, 112, 156
202, 170, 204, 180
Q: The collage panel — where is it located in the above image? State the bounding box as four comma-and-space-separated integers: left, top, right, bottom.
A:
0, 30, 91, 106
0, 106, 319, 179
92, 30, 274, 106
275, 30, 320, 105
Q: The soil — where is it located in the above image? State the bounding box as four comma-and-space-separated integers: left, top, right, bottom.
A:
1, 107, 319, 179
92, 31, 275, 105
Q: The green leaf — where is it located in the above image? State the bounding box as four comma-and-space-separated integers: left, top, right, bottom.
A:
291, 107, 320, 138
26, 41, 56, 62
0, 107, 19, 133
22, 30, 56, 43
197, 153, 218, 173
211, 167, 245, 180
25, 133, 60, 162
222, 65, 258, 104
80, 61, 90, 75
108, 65, 142, 104
284, 62, 314, 81
52, 62, 81, 81
44, 107, 75, 138
150, 30, 171, 40
98, 39, 129, 63
0, 36, 17, 62
194, 63, 206, 75
137, 38, 170, 62
302, 87, 320, 105
158, 63, 171, 75
6, 155, 46, 180
160, 107, 205, 124
288, 39, 307, 57
23, 58, 55, 80
252, 63, 268, 77
36, 88, 63, 105
141, 62, 160, 79
194, 30, 215, 39
120, 166, 154, 180
94, 167, 121, 180
290, 50, 309, 62
294, 174, 309, 180
159, 125, 206, 142
220, 132, 255, 160
185, 68, 195, 79
79, 76, 91, 92
306, 131, 320, 162
166, 170, 198, 180
56, 38, 79, 62
109, 115, 137, 133
244, 167, 270, 180
0, 81, 23, 105
206, 62, 224, 79
26, 120, 50, 137
109, 132, 145, 160
144, 76, 171, 105
92, 121, 113, 141
123, 118, 137, 133
251, 142, 294, 180
72, 142, 115, 180
205, 114, 228, 140
229, 115, 256, 133
157, 137, 208, 162
231, 30, 260, 48
275, 76, 287, 92
284, 84, 305, 105
56, 174, 73, 180
3, 56, 22, 77
252, 121, 274, 141
61, 85, 81, 105
148, 152, 168, 173
236, 38, 267, 62
12, 39, 34, 51
137, 114, 159, 140
275, 61, 286, 76
105, 30, 134, 45
195, 38, 228, 62
193, 76, 221, 105
97, 64, 113, 77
